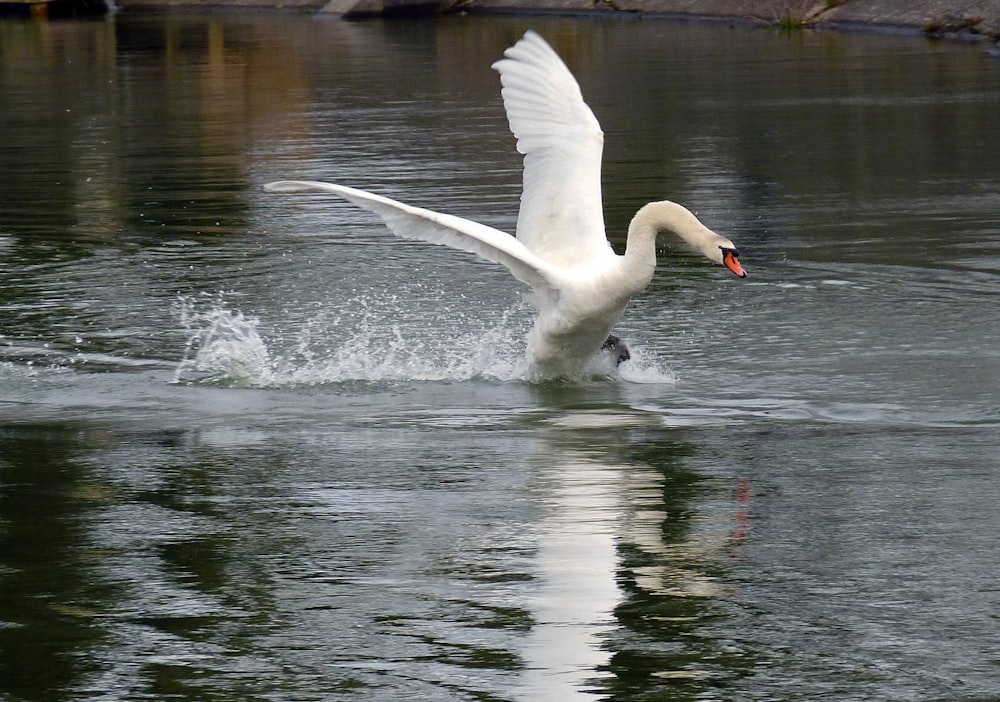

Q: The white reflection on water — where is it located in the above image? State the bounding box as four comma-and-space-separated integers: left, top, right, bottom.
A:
516, 406, 763, 693
515, 426, 623, 700
514, 407, 740, 698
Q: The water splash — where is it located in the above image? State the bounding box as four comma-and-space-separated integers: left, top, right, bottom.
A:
616, 346, 677, 385
172, 295, 677, 387
174, 297, 273, 385
172, 295, 529, 386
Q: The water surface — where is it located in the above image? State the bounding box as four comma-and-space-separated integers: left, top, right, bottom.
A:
1, 13, 999, 701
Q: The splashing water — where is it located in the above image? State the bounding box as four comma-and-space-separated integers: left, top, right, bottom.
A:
172, 295, 676, 387
173, 297, 273, 385
615, 347, 677, 385
172, 295, 531, 386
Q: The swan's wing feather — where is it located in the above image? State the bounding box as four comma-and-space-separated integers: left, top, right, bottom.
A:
492, 31, 610, 268
265, 180, 559, 291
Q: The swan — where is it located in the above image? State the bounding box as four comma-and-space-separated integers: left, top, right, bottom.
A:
266, 30, 746, 378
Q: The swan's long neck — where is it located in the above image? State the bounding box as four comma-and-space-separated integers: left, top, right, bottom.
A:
623, 200, 731, 281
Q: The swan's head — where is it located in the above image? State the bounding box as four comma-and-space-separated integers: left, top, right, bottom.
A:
682, 212, 747, 278
635, 201, 748, 278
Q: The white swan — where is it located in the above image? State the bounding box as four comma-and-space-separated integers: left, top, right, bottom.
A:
266, 30, 746, 378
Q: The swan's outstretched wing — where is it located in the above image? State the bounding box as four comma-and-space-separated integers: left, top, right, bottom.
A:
265, 180, 559, 291
492, 31, 610, 269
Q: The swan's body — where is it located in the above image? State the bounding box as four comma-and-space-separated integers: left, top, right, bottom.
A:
266, 31, 745, 378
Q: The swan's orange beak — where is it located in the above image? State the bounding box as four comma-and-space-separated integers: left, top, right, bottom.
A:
723, 249, 747, 278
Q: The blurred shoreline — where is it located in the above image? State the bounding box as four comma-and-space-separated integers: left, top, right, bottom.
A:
114, 0, 1000, 45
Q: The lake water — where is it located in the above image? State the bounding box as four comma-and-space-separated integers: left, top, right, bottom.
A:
1, 11, 999, 701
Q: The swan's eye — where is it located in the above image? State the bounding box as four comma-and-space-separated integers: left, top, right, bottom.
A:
720, 246, 740, 258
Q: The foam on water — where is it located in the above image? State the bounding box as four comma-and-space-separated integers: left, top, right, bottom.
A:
172, 295, 676, 386
615, 346, 677, 385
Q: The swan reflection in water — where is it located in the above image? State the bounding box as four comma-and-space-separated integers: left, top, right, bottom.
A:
266, 31, 746, 379
516, 403, 753, 699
